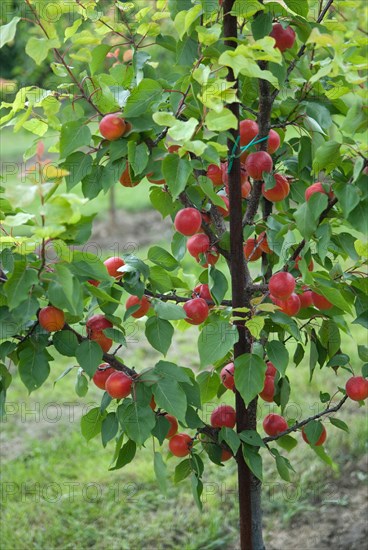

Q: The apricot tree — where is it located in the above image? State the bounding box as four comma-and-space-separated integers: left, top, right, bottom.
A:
0, 1, 367, 548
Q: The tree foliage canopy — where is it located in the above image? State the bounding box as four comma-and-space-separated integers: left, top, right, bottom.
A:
0, 0, 367, 510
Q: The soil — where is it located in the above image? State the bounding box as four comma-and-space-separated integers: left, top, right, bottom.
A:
267, 455, 368, 550
90, 208, 172, 252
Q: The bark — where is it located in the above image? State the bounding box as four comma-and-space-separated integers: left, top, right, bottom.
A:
223, 2, 265, 549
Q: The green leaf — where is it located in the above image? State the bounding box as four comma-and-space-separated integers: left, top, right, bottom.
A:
152, 363, 188, 422
118, 402, 156, 445
148, 246, 179, 271
81, 407, 104, 441
293, 343, 305, 367
348, 199, 368, 234
53, 330, 79, 357
162, 155, 192, 199
101, 412, 119, 447
154, 452, 168, 495
103, 328, 126, 346
329, 417, 349, 433
174, 459, 192, 483
171, 232, 187, 261
355, 240, 368, 258
294, 192, 328, 239
358, 345, 368, 362
242, 444, 263, 481
196, 24, 222, 46
263, 172, 276, 191
0, 363, 12, 390
303, 420, 324, 446
353, 312, 368, 329
63, 152, 93, 190
191, 474, 203, 511
284, 0, 308, 16
245, 317, 265, 339
75, 340, 103, 378
198, 175, 227, 207
152, 300, 187, 320
312, 445, 337, 470
319, 320, 341, 358
48, 265, 84, 316
128, 142, 149, 176
87, 284, 121, 305
100, 392, 111, 415
320, 392, 331, 404
276, 435, 298, 452
218, 47, 280, 87
25, 37, 60, 65
275, 452, 294, 482
145, 317, 173, 356
266, 341, 289, 376
334, 182, 360, 218
234, 353, 266, 406
0, 17, 20, 48
150, 186, 175, 218
197, 371, 220, 403
251, 11, 272, 40
109, 439, 136, 470
219, 427, 241, 455
232, 0, 263, 18
313, 141, 341, 174
239, 430, 266, 448
123, 79, 162, 117
198, 318, 239, 367
60, 121, 91, 160
75, 371, 89, 398
18, 346, 51, 393
314, 284, 352, 314
71, 250, 112, 283
148, 266, 173, 293
3, 261, 38, 310
90, 44, 112, 75
152, 415, 170, 444
205, 108, 238, 131
168, 118, 199, 142
209, 267, 228, 305
270, 312, 302, 341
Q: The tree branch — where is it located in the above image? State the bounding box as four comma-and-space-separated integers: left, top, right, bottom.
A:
243, 62, 273, 227
178, 191, 231, 261
144, 286, 267, 306
263, 394, 348, 443
282, 197, 338, 270
271, 0, 335, 102
25, 0, 103, 116
63, 324, 135, 377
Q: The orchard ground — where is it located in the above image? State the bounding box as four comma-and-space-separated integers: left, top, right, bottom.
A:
1, 130, 367, 549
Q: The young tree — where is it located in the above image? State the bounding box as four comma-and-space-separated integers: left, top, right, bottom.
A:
1, 1, 367, 548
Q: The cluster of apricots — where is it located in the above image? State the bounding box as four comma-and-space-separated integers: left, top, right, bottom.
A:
218, 352, 368, 446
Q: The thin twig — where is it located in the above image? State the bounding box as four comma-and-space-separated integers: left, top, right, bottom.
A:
282, 197, 338, 270
271, 0, 335, 102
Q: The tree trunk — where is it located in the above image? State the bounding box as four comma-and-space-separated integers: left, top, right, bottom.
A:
223, 1, 265, 548
109, 185, 117, 227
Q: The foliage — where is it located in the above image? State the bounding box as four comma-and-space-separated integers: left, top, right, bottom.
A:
0, 0, 367, 520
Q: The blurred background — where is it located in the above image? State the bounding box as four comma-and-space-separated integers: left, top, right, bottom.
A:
1, 1, 367, 549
